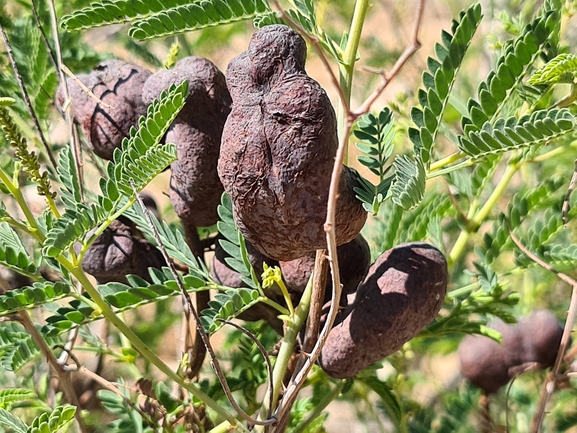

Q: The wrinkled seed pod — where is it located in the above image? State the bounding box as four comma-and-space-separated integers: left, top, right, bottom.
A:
56, 60, 152, 160
458, 309, 564, 394
219, 24, 366, 261
280, 234, 371, 298
142, 57, 231, 227
82, 219, 164, 284
210, 240, 283, 333
319, 242, 448, 379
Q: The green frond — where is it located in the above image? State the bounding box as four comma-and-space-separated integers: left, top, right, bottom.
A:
396, 193, 453, 244
529, 53, 577, 85
42, 269, 205, 335
56, 148, 82, 210
458, 109, 574, 158
0, 223, 37, 276
62, 0, 272, 40
0, 389, 36, 409
462, 9, 559, 132
200, 288, 262, 334
106, 81, 186, 197
0, 282, 71, 315
27, 405, 76, 433
0, 326, 61, 372
0, 408, 28, 433
42, 203, 108, 258
390, 155, 426, 210
410, 3, 482, 163
123, 205, 207, 276
129, 0, 271, 40
216, 193, 262, 290
353, 107, 396, 214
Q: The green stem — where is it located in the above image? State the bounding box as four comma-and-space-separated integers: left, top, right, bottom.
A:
294, 380, 344, 433
0, 167, 43, 241
76, 198, 135, 265
258, 277, 314, 421
448, 161, 520, 265
338, 0, 370, 163
68, 266, 241, 428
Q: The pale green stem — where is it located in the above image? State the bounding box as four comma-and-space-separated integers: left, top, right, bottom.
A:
76, 198, 135, 265
0, 166, 43, 240
448, 162, 520, 265
428, 151, 468, 173
258, 277, 313, 422
338, 0, 370, 163
294, 381, 344, 433
68, 266, 241, 428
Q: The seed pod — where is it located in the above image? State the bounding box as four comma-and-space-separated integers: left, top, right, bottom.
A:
280, 234, 371, 298
458, 309, 564, 394
82, 219, 164, 284
142, 57, 231, 227
56, 60, 152, 160
319, 242, 448, 379
219, 24, 366, 261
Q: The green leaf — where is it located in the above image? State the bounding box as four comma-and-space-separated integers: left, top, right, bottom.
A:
27, 405, 76, 433
410, 2, 482, 163
458, 109, 574, 158
529, 53, 577, 85
0, 388, 36, 409
390, 155, 426, 210
0, 408, 28, 433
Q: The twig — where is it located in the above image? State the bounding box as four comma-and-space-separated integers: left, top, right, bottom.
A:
507, 225, 577, 433
562, 159, 577, 227
0, 21, 57, 169
132, 184, 276, 427
182, 222, 208, 379
350, 0, 426, 119
479, 394, 492, 433
216, 319, 275, 420
0, 275, 87, 432
60, 64, 114, 109
47, 0, 84, 197
271, 2, 426, 429
76, 366, 159, 432
301, 249, 328, 354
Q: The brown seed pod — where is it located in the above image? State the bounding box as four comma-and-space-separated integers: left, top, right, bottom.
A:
458, 309, 564, 394
56, 60, 152, 160
319, 242, 448, 379
142, 57, 231, 228
218, 24, 366, 261
82, 219, 164, 284
280, 234, 371, 299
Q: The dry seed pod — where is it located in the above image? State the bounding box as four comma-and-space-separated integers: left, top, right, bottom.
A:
56, 60, 152, 160
319, 242, 448, 379
82, 219, 164, 284
142, 57, 231, 228
219, 24, 366, 261
458, 309, 564, 394
280, 234, 371, 298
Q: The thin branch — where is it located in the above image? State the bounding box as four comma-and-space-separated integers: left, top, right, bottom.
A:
562, 158, 577, 227
507, 225, 577, 433
270, 2, 427, 429
60, 64, 113, 109
132, 184, 276, 427
351, 0, 426, 119
0, 21, 57, 169
76, 366, 159, 432
301, 249, 328, 354
216, 319, 275, 420
47, 0, 84, 197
